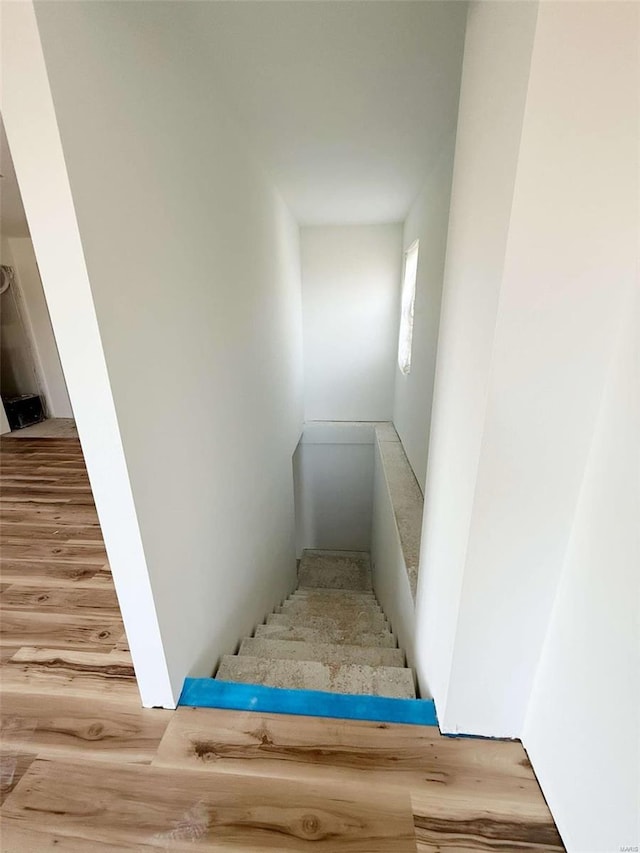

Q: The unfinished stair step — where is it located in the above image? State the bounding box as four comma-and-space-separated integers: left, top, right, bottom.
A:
290, 588, 376, 600
255, 622, 398, 648
288, 593, 378, 608
239, 637, 405, 668
216, 655, 416, 699
301, 549, 371, 568
268, 612, 388, 632
279, 599, 384, 620
298, 550, 372, 591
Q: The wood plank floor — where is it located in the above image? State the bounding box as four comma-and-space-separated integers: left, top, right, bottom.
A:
0, 436, 565, 851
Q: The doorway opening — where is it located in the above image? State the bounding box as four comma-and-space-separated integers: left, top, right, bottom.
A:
1, 121, 75, 440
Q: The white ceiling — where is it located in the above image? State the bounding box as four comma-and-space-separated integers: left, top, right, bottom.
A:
5, 3, 467, 233
0, 119, 30, 238
183, 1, 468, 225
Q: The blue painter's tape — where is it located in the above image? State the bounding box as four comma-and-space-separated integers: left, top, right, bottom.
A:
178, 678, 438, 727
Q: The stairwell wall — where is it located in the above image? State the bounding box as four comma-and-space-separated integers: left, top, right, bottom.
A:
415, 0, 539, 713
8, 1, 305, 704
438, 0, 637, 738
392, 135, 459, 492
522, 288, 639, 853
300, 225, 402, 423
415, 0, 638, 846
294, 225, 402, 554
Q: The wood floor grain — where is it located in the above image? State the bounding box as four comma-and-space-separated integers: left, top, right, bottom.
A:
0, 584, 121, 616
2, 759, 418, 852
0, 436, 565, 851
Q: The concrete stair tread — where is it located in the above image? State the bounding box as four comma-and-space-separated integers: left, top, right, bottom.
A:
303, 549, 371, 563
290, 589, 376, 599
239, 637, 405, 668
216, 655, 416, 699
268, 612, 388, 631
254, 623, 398, 648
279, 600, 384, 618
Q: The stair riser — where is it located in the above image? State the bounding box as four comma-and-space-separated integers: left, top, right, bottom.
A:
297, 575, 373, 592
217, 655, 416, 699
254, 624, 398, 648
290, 589, 377, 599
239, 638, 405, 668
278, 602, 384, 619
268, 613, 389, 632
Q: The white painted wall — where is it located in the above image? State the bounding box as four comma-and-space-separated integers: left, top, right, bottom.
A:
1, 236, 73, 417
414, 5, 638, 843
442, 0, 638, 739
294, 422, 375, 555
392, 138, 459, 491
415, 0, 539, 711
523, 289, 639, 853
4, 2, 304, 704
301, 225, 402, 422
406, 3, 639, 845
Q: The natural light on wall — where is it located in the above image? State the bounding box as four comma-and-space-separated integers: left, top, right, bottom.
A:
398, 240, 419, 375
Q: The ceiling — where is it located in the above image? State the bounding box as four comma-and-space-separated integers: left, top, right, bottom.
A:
7, 3, 467, 232
0, 119, 30, 239
182, 1, 468, 225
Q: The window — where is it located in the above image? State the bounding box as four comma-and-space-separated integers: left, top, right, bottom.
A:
397, 240, 419, 375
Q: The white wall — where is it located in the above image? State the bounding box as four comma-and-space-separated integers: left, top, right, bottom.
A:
415, 0, 539, 712
407, 3, 639, 845
413, 5, 638, 844
2, 236, 73, 417
4, 2, 304, 704
301, 225, 402, 422
392, 136, 459, 490
523, 289, 639, 853
294, 422, 374, 555
442, 0, 638, 739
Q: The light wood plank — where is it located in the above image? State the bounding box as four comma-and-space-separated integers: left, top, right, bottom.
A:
0, 611, 122, 651
2, 648, 138, 700
0, 585, 120, 616
412, 809, 564, 852
0, 507, 100, 525
0, 825, 135, 851
0, 560, 111, 589
2, 759, 418, 851
0, 542, 108, 564
153, 707, 532, 785
1, 692, 171, 764
0, 521, 103, 541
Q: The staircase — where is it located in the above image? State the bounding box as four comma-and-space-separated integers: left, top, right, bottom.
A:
216, 550, 416, 699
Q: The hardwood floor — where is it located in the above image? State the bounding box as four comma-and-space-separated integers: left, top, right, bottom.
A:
0, 436, 565, 851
